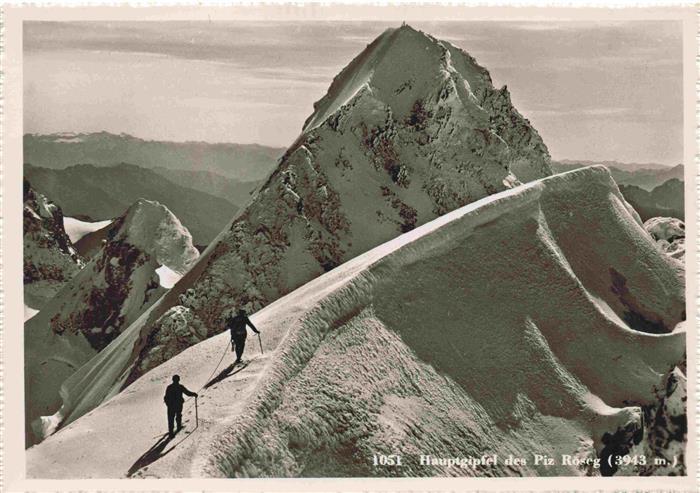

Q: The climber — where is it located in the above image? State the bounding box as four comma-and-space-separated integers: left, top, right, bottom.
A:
226, 308, 261, 365
163, 374, 197, 438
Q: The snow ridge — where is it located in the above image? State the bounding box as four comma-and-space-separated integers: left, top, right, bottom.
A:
26, 166, 686, 478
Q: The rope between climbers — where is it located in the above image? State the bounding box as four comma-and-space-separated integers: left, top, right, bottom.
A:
181, 339, 230, 417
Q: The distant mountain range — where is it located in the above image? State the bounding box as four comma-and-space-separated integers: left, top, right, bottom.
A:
551, 160, 684, 223
619, 179, 684, 222
24, 163, 237, 246
552, 160, 683, 191
555, 159, 674, 172
24, 132, 283, 181
151, 167, 262, 208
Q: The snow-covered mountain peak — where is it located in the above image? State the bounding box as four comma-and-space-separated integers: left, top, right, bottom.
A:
38, 26, 555, 434
116, 199, 199, 273
303, 24, 493, 133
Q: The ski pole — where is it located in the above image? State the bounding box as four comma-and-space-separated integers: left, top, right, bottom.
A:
195, 396, 199, 427
257, 332, 264, 355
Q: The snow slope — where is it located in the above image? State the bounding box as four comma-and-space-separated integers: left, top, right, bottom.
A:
63, 217, 113, 243
24, 305, 40, 322
23, 180, 84, 311
61, 23, 555, 403
155, 265, 184, 289
24, 199, 199, 445
74, 220, 118, 258
26, 166, 686, 478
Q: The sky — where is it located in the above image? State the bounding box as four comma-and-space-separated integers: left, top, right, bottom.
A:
24, 20, 683, 164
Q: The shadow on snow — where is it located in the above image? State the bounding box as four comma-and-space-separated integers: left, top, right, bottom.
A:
203, 362, 248, 390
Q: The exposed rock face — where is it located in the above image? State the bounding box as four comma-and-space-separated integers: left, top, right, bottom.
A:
644, 217, 685, 261
642, 369, 687, 475
133, 306, 208, 375
23, 180, 84, 311
25, 199, 199, 445
125, 24, 553, 382
618, 368, 687, 476
41, 199, 200, 350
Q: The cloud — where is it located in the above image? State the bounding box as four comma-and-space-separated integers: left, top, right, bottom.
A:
506, 23, 573, 32
527, 107, 629, 117
248, 66, 335, 84
23, 19, 683, 162
524, 106, 673, 122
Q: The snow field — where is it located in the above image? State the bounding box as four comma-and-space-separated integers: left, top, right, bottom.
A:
63, 217, 113, 243
27, 166, 686, 477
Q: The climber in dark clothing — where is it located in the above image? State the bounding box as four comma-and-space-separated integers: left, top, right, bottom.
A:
163, 375, 197, 438
227, 308, 260, 364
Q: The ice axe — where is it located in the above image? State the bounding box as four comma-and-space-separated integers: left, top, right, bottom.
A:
257, 332, 264, 355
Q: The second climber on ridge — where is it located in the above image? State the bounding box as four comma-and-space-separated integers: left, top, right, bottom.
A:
226, 307, 261, 365
163, 374, 197, 438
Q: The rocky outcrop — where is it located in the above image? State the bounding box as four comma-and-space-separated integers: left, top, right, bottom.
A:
133, 306, 208, 375
644, 217, 685, 261
617, 368, 687, 476
23, 179, 84, 311
641, 369, 687, 475
41, 199, 200, 350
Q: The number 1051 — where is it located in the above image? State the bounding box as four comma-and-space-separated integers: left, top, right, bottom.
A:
372, 454, 402, 466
